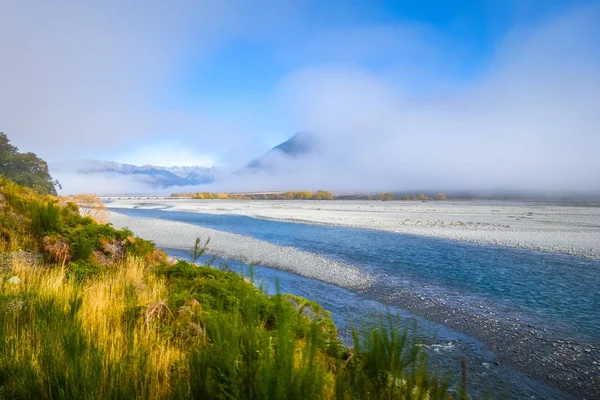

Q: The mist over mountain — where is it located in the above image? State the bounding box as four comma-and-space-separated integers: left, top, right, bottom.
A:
239, 132, 319, 174
50, 159, 222, 194
50, 133, 321, 194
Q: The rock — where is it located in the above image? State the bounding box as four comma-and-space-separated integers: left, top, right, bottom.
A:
7, 276, 22, 285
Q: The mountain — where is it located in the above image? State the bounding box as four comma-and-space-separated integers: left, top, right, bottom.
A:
50, 159, 221, 188
240, 132, 319, 173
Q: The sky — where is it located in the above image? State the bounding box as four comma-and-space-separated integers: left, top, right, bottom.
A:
1, 0, 599, 194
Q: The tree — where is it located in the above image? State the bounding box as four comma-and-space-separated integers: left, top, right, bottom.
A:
376, 193, 393, 201
417, 193, 429, 201
312, 190, 334, 200
0, 132, 60, 195
68, 194, 109, 223
434, 193, 447, 200
294, 191, 313, 199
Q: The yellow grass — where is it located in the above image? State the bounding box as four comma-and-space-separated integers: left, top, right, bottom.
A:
3, 255, 186, 399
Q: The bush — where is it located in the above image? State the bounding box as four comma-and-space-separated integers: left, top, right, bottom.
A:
29, 200, 61, 236
125, 235, 156, 260
376, 193, 394, 201
66, 224, 124, 261
66, 260, 103, 282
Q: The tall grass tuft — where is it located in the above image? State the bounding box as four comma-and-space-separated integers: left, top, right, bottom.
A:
29, 199, 61, 236
336, 316, 451, 399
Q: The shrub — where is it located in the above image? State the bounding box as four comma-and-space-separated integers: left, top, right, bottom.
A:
125, 236, 156, 260
29, 200, 61, 235
66, 260, 103, 282
336, 316, 450, 399
376, 193, 394, 201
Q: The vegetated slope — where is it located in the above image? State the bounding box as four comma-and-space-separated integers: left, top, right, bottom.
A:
0, 178, 454, 399
0, 132, 60, 195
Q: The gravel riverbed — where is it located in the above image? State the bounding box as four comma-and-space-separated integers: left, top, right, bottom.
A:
106, 199, 600, 259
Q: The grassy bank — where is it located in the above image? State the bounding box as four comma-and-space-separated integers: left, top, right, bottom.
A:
0, 177, 455, 399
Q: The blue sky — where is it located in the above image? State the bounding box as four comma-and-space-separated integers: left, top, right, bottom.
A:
1, 0, 599, 193
168, 0, 576, 105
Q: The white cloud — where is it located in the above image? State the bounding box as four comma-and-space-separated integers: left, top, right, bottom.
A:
255, 5, 600, 195
115, 143, 217, 167
2, 1, 598, 196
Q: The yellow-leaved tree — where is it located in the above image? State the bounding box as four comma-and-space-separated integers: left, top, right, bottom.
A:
68, 194, 109, 223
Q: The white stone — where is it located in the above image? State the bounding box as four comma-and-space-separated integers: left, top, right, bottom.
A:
7, 276, 22, 285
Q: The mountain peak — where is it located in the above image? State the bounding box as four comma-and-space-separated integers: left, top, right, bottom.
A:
238, 132, 319, 174
272, 131, 318, 156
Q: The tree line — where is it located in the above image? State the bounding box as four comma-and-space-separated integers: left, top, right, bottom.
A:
171, 190, 336, 200
172, 190, 448, 201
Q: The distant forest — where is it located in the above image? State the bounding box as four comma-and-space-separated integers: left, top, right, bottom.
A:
0, 132, 60, 195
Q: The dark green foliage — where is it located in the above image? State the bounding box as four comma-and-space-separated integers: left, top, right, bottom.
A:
189, 292, 328, 400
157, 261, 269, 313
66, 260, 103, 283
0, 132, 60, 196
29, 199, 61, 235
67, 223, 126, 261
125, 233, 155, 258
335, 316, 451, 399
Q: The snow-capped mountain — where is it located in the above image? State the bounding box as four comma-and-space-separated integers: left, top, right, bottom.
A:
50, 159, 222, 188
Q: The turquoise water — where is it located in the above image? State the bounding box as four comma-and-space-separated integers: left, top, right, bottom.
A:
115, 207, 600, 340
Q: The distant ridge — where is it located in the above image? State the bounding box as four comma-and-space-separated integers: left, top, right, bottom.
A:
50, 159, 222, 188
